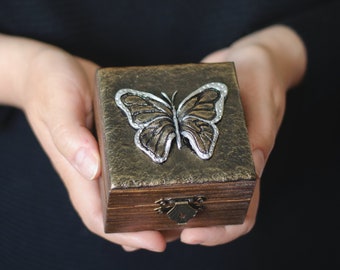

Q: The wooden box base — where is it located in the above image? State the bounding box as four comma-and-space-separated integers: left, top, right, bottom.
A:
94, 63, 256, 233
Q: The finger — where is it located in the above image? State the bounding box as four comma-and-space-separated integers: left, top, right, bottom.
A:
181, 181, 260, 246
48, 142, 167, 252
180, 146, 262, 246
181, 225, 243, 246
49, 120, 100, 181
122, 246, 139, 252
180, 157, 260, 246
201, 48, 231, 63
61, 141, 166, 252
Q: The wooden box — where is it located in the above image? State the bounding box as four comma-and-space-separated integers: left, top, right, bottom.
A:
94, 62, 256, 233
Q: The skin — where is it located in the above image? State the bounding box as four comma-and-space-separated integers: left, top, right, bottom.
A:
0, 24, 306, 252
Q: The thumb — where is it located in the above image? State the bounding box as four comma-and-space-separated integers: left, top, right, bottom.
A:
43, 66, 100, 181
51, 120, 100, 181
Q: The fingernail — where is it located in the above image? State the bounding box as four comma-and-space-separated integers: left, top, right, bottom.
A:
180, 230, 205, 245
252, 149, 265, 178
73, 147, 99, 180
122, 245, 139, 252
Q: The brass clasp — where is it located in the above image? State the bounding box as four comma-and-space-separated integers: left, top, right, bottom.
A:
154, 196, 206, 224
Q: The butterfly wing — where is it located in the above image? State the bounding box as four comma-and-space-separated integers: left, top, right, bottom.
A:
177, 82, 228, 159
115, 89, 176, 163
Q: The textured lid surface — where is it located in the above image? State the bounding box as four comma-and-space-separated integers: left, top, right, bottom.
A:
95, 63, 256, 189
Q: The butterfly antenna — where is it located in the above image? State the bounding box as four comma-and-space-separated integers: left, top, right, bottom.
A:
161, 92, 172, 105
171, 91, 178, 105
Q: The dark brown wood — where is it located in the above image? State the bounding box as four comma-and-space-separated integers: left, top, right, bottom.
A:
103, 181, 255, 232
94, 62, 256, 233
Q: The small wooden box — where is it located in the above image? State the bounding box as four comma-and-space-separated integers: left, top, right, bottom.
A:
94, 63, 256, 233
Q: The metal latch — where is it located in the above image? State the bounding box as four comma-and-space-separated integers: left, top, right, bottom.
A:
154, 196, 206, 224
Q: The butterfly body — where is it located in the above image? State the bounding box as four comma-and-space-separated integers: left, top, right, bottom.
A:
115, 82, 228, 163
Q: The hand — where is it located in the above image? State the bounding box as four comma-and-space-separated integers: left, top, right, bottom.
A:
0, 24, 306, 252
0, 34, 167, 252
180, 25, 307, 246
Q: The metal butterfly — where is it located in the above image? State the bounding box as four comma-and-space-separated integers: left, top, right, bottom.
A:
115, 82, 228, 163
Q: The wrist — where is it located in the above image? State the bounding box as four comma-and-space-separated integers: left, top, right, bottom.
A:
0, 34, 51, 108
230, 25, 307, 91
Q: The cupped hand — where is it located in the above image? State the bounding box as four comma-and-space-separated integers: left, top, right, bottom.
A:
180, 25, 307, 246
0, 35, 167, 252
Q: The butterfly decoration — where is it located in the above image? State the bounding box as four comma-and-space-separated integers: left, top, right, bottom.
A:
115, 82, 228, 163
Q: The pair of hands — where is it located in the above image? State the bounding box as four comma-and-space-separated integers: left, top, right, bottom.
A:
0, 25, 306, 252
